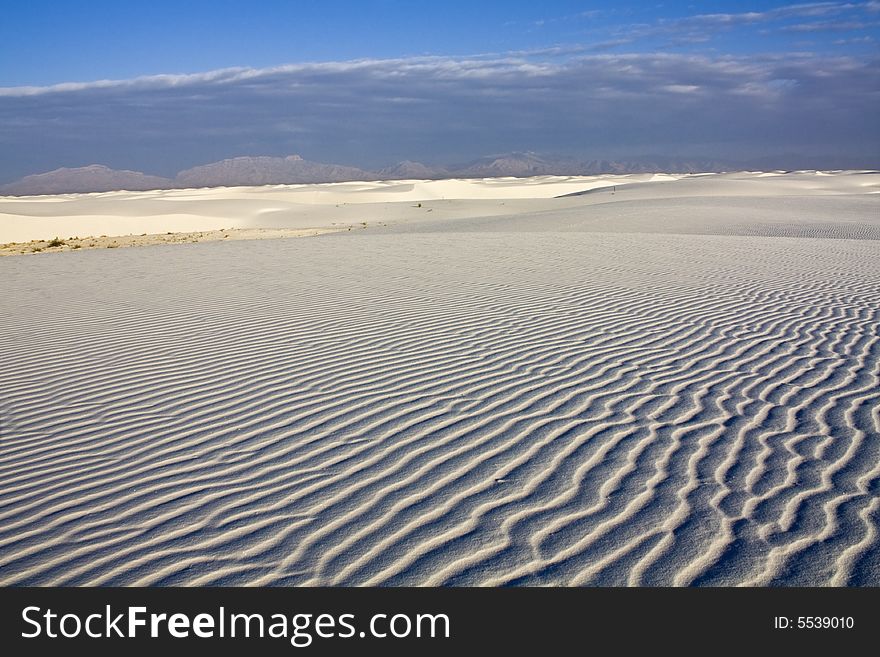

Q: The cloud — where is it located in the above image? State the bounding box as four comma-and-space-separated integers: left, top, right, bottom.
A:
833, 34, 876, 41
0, 51, 877, 181
672, 2, 859, 27
781, 19, 880, 30
607, 2, 878, 45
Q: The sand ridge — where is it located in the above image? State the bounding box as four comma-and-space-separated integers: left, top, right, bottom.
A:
0, 171, 877, 586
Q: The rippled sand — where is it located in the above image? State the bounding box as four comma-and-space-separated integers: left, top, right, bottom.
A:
1, 171, 878, 585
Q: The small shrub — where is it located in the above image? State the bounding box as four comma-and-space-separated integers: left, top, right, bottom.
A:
47, 237, 65, 248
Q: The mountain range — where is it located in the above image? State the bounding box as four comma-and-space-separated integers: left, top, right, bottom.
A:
175, 155, 374, 187
2, 152, 873, 196
2, 165, 176, 196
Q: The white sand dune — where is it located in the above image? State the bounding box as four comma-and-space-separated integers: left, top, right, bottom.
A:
0, 171, 878, 586
2, 170, 876, 244
0, 175, 651, 243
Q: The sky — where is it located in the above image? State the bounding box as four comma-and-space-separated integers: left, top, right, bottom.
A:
1, 0, 878, 181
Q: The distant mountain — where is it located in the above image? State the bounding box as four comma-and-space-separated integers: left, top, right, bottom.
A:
451, 152, 736, 177
0, 165, 175, 196
579, 157, 735, 174
6, 152, 871, 196
175, 155, 373, 187
454, 151, 584, 177
376, 160, 449, 180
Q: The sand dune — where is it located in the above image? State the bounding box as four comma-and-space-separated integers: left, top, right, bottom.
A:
0, 171, 878, 586
2, 170, 876, 245
0, 174, 654, 244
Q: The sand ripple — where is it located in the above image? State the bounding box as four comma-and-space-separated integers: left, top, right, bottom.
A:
1, 222, 878, 585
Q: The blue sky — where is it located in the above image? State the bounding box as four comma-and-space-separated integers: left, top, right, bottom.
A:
1, 1, 878, 180
3, 0, 878, 85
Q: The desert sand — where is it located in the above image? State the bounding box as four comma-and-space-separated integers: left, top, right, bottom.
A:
0, 173, 693, 248
0, 228, 341, 257
0, 171, 878, 586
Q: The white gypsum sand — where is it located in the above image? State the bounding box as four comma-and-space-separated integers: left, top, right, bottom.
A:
0, 170, 878, 586
0, 174, 653, 245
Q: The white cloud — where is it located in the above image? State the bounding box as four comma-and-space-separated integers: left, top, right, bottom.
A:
782, 19, 880, 30
607, 1, 876, 45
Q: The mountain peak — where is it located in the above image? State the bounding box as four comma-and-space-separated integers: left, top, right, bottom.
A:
376, 160, 447, 180
175, 155, 373, 187
0, 165, 175, 195
1, 152, 759, 196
